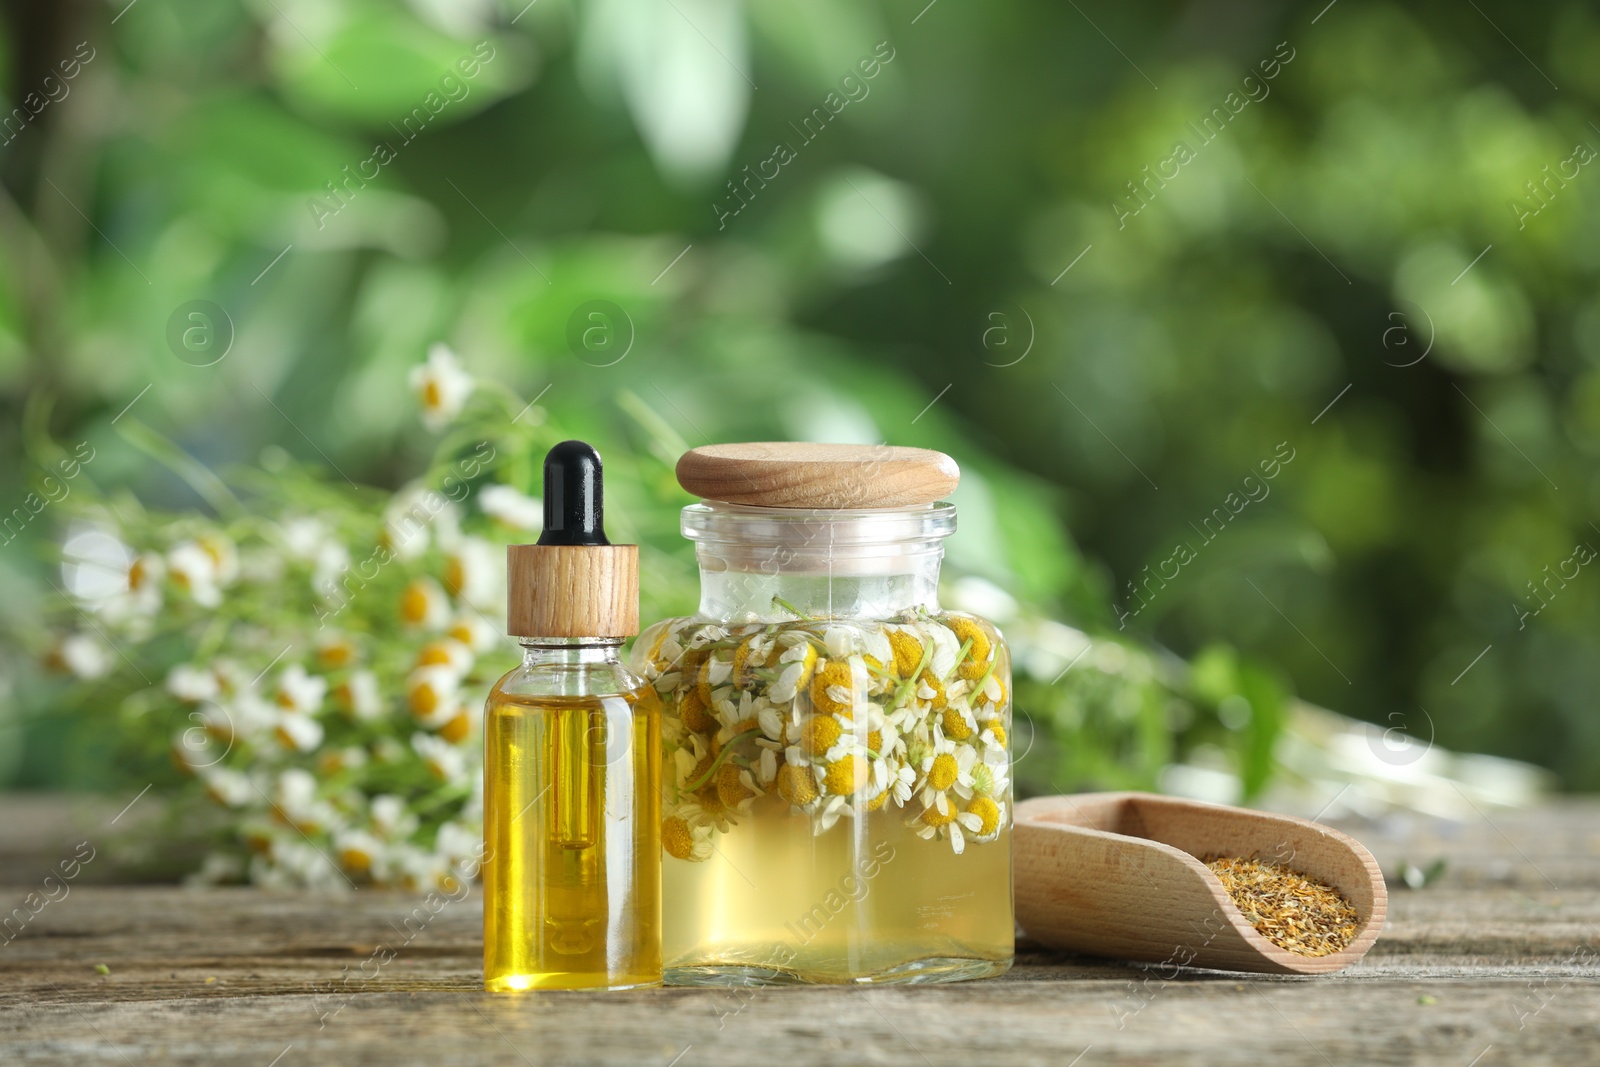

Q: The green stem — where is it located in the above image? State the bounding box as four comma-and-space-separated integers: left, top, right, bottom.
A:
863, 658, 896, 681
771, 595, 816, 621
411, 783, 470, 817
889, 642, 935, 712
685, 739, 746, 792
943, 637, 975, 683
971, 657, 999, 700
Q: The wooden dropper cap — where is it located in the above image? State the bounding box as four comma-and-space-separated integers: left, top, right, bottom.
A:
506, 441, 639, 638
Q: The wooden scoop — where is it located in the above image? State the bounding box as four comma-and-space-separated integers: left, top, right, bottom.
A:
1015, 792, 1386, 975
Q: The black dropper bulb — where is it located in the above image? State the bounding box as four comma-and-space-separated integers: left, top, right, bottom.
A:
537, 440, 610, 546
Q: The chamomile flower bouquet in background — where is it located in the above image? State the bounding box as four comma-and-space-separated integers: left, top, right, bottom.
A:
27, 343, 1374, 889
35, 346, 560, 889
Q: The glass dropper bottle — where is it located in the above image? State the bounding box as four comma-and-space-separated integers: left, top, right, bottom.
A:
482, 440, 661, 991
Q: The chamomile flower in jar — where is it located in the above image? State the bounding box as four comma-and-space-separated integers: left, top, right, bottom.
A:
631, 443, 1013, 986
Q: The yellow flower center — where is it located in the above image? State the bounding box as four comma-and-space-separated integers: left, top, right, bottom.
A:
777, 763, 819, 806
889, 630, 928, 681
448, 622, 475, 646
415, 642, 455, 668
921, 802, 956, 828
864, 789, 890, 811
319, 640, 356, 668
780, 644, 820, 685
439, 710, 471, 744
967, 796, 1001, 837
732, 637, 763, 689
199, 536, 227, 570
866, 729, 883, 754
888, 629, 923, 678
695, 786, 726, 815
679, 646, 709, 677
823, 755, 867, 795
810, 660, 857, 716
662, 816, 694, 860
128, 558, 149, 590
423, 379, 442, 408
444, 556, 465, 597
927, 752, 959, 792
988, 723, 1007, 748
679, 689, 717, 734
716, 762, 752, 808
941, 706, 972, 740
696, 656, 716, 706
977, 676, 1007, 708
947, 616, 992, 681
340, 847, 373, 873
799, 714, 842, 756
687, 750, 718, 790
400, 583, 429, 623
410, 681, 442, 716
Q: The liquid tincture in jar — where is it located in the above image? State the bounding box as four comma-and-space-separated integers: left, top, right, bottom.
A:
483, 440, 661, 991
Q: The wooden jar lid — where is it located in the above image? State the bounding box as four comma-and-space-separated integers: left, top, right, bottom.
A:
676, 443, 959, 509
506, 544, 639, 638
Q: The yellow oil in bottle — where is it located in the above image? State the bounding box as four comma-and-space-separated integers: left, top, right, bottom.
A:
663, 806, 1013, 984
482, 688, 661, 991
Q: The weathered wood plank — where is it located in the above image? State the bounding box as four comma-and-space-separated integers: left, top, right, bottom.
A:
2, 800, 1598, 1066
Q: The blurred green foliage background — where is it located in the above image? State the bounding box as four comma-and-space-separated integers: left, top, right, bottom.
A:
2, 0, 1597, 793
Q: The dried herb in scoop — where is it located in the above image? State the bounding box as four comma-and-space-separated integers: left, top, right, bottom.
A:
1205, 856, 1360, 958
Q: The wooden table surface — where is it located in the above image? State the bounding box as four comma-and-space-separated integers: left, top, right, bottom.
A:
2, 796, 1597, 1066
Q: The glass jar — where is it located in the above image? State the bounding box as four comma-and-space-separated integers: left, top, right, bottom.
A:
632, 499, 1013, 985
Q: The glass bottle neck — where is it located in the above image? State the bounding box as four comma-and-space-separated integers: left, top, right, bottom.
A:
681, 501, 955, 623
517, 638, 625, 668
695, 557, 942, 621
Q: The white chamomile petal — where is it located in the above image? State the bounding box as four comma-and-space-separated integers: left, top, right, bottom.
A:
865, 628, 893, 665
823, 626, 861, 659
